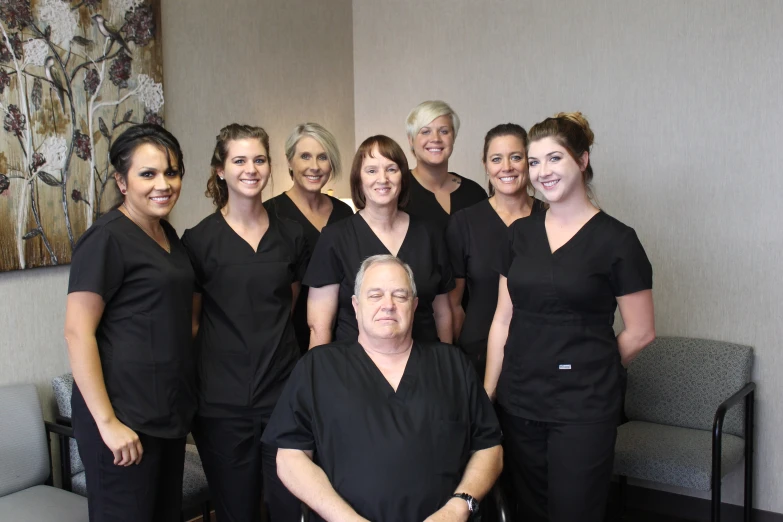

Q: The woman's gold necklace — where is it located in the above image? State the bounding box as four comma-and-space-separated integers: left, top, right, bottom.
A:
122, 203, 170, 253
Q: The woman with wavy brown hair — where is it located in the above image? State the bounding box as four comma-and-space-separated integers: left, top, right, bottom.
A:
182, 124, 307, 521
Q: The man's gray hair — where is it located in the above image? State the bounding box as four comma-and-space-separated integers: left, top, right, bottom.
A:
354, 255, 417, 298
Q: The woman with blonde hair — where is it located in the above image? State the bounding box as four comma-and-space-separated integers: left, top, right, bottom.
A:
265, 123, 353, 354
182, 124, 306, 521
484, 113, 655, 521
404, 100, 487, 230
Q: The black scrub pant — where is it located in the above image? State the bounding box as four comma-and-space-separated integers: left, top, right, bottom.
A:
73, 413, 186, 522
192, 414, 301, 522
498, 408, 617, 522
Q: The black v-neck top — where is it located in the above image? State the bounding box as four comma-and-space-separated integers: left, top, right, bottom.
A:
264, 193, 354, 353
496, 211, 653, 423
262, 340, 502, 522
404, 172, 487, 231
68, 209, 196, 438
446, 198, 546, 356
182, 210, 310, 417
303, 213, 454, 343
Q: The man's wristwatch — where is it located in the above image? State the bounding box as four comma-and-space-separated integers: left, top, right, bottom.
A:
452, 492, 479, 513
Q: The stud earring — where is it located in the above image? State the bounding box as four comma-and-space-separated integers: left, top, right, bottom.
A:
219, 176, 224, 180
120, 188, 126, 194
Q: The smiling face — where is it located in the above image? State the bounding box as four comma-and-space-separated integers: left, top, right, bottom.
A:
485, 134, 529, 197
115, 142, 182, 220
218, 138, 270, 201
289, 136, 332, 194
527, 137, 588, 204
409, 115, 454, 167
360, 145, 402, 208
353, 262, 418, 342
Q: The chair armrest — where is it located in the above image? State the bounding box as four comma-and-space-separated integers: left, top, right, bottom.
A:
44, 419, 76, 491
55, 414, 72, 427
45, 420, 74, 438
490, 483, 511, 522
713, 382, 756, 437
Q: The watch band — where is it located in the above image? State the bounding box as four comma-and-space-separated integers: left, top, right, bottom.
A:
452, 492, 478, 513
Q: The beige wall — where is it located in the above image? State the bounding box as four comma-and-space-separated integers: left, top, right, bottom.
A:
354, 0, 783, 512
0, 0, 355, 421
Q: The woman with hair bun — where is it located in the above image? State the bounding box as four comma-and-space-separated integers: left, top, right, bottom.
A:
484, 113, 656, 521
404, 100, 487, 231
64, 124, 195, 521
182, 124, 305, 521
264, 123, 353, 354
446, 123, 545, 377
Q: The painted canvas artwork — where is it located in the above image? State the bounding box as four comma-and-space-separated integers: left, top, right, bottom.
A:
0, 0, 164, 271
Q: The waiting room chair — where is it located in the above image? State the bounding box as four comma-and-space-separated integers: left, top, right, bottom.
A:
613, 336, 755, 522
0, 382, 88, 521
51, 373, 212, 521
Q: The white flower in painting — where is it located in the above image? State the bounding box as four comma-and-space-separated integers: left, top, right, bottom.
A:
110, 0, 144, 16
22, 39, 48, 68
134, 74, 164, 113
37, 0, 78, 46
38, 136, 68, 172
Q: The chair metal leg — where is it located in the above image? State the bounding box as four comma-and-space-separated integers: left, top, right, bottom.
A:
744, 390, 755, 522
618, 475, 628, 521
202, 501, 212, 522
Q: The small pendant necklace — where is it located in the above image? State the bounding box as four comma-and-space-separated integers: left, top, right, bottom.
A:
122, 203, 170, 253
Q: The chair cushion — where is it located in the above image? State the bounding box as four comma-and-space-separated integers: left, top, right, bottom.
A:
182, 444, 210, 506
51, 374, 85, 475
614, 421, 745, 491
0, 485, 88, 522
0, 384, 50, 497
625, 337, 752, 436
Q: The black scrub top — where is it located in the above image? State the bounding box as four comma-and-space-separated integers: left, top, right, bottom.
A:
264, 193, 354, 353
404, 172, 487, 231
497, 211, 653, 424
446, 198, 546, 357
262, 341, 502, 522
181, 210, 310, 417
68, 209, 196, 439
303, 213, 454, 343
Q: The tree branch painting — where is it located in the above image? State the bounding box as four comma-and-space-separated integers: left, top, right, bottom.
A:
0, 0, 164, 271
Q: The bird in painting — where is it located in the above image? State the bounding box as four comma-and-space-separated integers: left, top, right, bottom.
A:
91, 15, 131, 54
44, 56, 66, 109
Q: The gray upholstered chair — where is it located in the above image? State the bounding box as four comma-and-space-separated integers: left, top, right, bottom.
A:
51, 373, 212, 521
0, 382, 88, 521
613, 336, 755, 522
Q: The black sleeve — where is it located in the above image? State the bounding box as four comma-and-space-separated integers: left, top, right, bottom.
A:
68, 225, 124, 302
495, 223, 516, 278
445, 211, 467, 279
180, 229, 204, 294
435, 228, 456, 294
464, 357, 503, 451
610, 228, 653, 296
302, 225, 344, 288
294, 228, 311, 282
261, 358, 315, 451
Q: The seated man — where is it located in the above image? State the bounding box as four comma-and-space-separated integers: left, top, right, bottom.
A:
263, 254, 503, 522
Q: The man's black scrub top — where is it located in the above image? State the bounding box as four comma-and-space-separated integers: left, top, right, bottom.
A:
68, 209, 196, 438
497, 211, 653, 424
263, 340, 503, 522
303, 213, 454, 343
264, 193, 354, 353
446, 198, 546, 357
404, 172, 487, 231
182, 210, 309, 416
